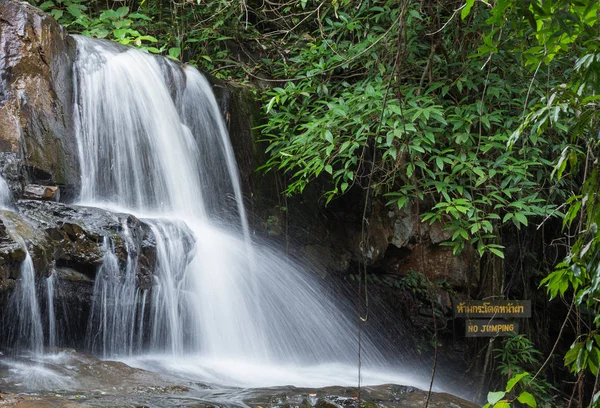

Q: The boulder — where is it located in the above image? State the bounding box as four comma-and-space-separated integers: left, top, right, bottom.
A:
13, 200, 195, 280
22, 184, 60, 201
0, 216, 26, 279
0, 0, 79, 197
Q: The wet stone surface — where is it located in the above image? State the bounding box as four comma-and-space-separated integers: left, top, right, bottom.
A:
0, 351, 478, 408
0, 386, 478, 408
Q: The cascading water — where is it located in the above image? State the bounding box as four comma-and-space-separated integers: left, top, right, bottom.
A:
0, 174, 45, 355
11, 252, 44, 355
46, 272, 56, 349
0, 174, 12, 209
66, 36, 429, 389
87, 235, 140, 357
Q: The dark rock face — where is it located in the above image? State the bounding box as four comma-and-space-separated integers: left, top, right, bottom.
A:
0, 0, 79, 195
213, 81, 261, 196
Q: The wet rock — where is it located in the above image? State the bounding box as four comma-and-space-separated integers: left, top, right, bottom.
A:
243, 384, 479, 408
0, 0, 79, 196
22, 184, 60, 201
381, 243, 479, 289
15, 200, 159, 276
0, 153, 24, 200
0, 217, 26, 278
213, 81, 261, 196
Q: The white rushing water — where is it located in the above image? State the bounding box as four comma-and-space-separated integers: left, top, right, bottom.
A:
64, 36, 424, 389
45, 271, 56, 349
14, 252, 44, 355
0, 173, 12, 209
0, 176, 45, 355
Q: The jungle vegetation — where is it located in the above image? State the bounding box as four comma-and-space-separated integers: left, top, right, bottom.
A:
25, 0, 600, 405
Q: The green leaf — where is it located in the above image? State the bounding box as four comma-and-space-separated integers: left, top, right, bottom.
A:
514, 212, 528, 227
66, 4, 83, 18
435, 157, 444, 171
488, 247, 505, 259
113, 29, 127, 40
266, 96, 277, 114
487, 391, 506, 405
506, 372, 528, 392
39, 1, 54, 10
517, 391, 537, 407
116, 6, 129, 18
168, 47, 181, 59
129, 12, 152, 21
49, 9, 63, 20
461, 0, 475, 20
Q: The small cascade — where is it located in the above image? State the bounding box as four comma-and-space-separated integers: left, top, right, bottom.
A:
87, 235, 140, 358
0, 189, 45, 355
0, 173, 12, 209
12, 252, 44, 355
46, 272, 56, 349
147, 220, 195, 355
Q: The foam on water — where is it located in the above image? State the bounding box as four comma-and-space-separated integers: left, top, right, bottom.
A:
120, 354, 434, 390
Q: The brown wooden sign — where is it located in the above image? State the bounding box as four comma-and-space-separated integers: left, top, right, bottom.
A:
466, 320, 519, 337
454, 300, 531, 318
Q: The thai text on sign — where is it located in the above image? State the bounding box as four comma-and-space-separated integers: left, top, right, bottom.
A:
454, 300, 531, 318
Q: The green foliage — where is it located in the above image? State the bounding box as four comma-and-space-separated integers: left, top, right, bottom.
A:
354, 270, 448, 302
483, 372, 538, 408
29, 0, 256, 75
35, 0, 159, 51
494, 335, 553, 405
478, 0, 599, 404
258, 0, 562, 259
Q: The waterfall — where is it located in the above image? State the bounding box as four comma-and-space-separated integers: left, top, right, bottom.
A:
12, 252, 44, 355
71, 36, 393, 386
46, 272, 56, 349
0, 177, 45, 355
